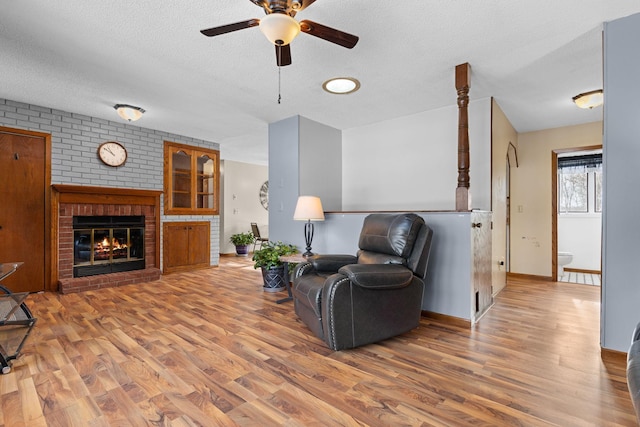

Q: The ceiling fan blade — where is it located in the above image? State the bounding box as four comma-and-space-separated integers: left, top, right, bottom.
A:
299, 20, 359, 48
276, 44, 292, 66
200, 19, 259, 37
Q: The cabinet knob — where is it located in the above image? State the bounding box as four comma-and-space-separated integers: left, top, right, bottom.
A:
472, 222, 482, 228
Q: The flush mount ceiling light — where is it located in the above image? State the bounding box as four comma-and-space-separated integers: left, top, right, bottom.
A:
259, 13, 300, 45
114, 104, 145, 121
572, 89, 603, 109
322, 77, 361, 95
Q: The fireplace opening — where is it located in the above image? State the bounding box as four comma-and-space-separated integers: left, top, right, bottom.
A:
73, 216, 145, 277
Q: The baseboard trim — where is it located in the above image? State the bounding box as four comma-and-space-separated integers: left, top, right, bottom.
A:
565, 267, 601, 274
421, 311, 471, 328
507, 272, 553, 282
601, 347, 627, 363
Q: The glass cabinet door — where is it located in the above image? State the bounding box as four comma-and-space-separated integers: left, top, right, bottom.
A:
197, 155, 215, 209
164, 141, 219, 215
171, 149, 192, 209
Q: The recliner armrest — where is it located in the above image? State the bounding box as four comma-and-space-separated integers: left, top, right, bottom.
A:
338, 264, 413, 289
309, 254, 358, 273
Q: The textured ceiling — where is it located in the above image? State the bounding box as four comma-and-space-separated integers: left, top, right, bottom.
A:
1, 1, 638, 165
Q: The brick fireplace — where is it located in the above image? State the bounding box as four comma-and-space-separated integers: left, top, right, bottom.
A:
52, 185, 162, 293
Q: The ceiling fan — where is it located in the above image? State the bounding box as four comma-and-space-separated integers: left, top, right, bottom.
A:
200, 0, 359, 66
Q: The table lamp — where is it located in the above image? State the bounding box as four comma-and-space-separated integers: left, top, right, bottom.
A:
293, 196, 325, 257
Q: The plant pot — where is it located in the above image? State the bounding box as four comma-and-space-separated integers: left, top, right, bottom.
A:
235, 245, 249, 256
261, 266, 286, 292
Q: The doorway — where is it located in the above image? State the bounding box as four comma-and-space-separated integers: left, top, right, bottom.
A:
0, 127, 51, 292
506, 142, 518, 272
551, 145, 602, 282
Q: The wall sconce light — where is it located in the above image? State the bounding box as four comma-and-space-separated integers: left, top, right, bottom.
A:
114, 104, 145, 121
572, 90, 603, 109
293, 196, 325, 257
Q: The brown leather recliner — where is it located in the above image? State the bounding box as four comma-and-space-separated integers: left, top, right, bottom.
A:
292, 213, 433, 350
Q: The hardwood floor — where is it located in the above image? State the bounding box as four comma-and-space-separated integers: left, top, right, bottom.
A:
0, 258, 635, 426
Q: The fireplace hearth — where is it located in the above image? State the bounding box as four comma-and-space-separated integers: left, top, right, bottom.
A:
73, 215, 145, 277
53, 184, 162, 294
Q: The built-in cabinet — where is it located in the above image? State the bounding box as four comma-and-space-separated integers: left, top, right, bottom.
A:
163, 141, 220, 215
163, 221, 210, 273
162, 141, 218, 274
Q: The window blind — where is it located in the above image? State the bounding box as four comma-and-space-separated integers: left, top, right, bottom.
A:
558, 153, 602, 172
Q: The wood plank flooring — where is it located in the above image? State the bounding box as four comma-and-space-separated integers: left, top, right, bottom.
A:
0, 258, 635, 426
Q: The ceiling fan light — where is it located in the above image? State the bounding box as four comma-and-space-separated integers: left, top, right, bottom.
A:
114, 104, 145, 121
572, 89, 603, 109
322, 77, 360, 94
259, 13, 300, 45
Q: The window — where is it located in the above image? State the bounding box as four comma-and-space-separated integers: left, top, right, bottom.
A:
558, 153, 602, 214
595, 170, 602, 212
164, 141, 220, 215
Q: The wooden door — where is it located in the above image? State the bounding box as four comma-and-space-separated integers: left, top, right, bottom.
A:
472, 212, 493, 321
188, 223, 210, 266
163, 221, 210, 273
0, 129, 50, 293
163, 223, 190, 271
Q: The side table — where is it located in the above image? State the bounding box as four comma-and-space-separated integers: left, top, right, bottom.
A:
0, 261, 37, 374
277, 254, 310, 304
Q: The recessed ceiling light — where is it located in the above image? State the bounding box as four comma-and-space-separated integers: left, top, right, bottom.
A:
322, 77, 360, 95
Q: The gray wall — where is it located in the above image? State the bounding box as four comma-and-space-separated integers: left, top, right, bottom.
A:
0, 98, 221, 266
601, 12, 640, 351
268, 116, 301, 247
268, 115, 342, 252
299, 116, 342, 211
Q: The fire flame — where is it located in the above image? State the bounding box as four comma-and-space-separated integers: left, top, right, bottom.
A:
96, 237, 127, 251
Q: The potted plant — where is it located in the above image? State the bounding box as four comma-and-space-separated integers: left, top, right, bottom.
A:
229, 231, 254, 256
252, 241, 298, 292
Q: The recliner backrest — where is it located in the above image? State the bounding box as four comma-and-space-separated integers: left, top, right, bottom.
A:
406, 222, 433, 280
357, 214, 428, 272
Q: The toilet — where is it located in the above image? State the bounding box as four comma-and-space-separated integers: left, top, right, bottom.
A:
558, 251, 573, 276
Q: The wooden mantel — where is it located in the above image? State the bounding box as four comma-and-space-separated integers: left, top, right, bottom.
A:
51, 185, 163, 292
52, 184, 162, 206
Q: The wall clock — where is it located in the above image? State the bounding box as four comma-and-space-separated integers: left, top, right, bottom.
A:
98, 141, 127, 167
259, 181, 268, 210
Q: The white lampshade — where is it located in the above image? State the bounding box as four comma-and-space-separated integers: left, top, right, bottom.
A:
293, 196, 325, 221
572, 90, 603, 109
259, 13, 300, 45
114, 104, 145, 121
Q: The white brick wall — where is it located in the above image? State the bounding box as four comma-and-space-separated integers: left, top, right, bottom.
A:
0, 98, 221, 266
